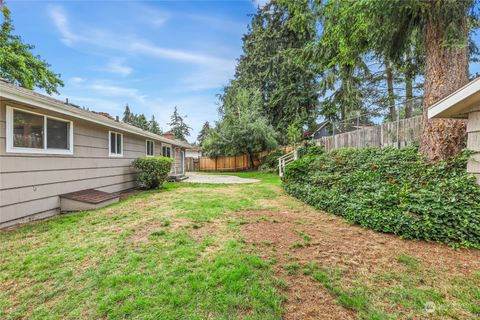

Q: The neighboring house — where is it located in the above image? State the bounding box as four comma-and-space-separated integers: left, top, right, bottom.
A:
428, 77, 480, 184
0, 80, 191, 227
305, 121, 331, 140
185, 146, 202, 159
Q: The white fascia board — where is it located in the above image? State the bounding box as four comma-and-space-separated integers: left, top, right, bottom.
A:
428, 77, 480, 119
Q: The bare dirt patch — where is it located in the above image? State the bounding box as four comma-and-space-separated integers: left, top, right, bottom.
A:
240, 199, 480, 319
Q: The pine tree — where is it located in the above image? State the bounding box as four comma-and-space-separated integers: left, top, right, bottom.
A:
122, 104, 134, 124
149, 115, 162, 135
197, 121, 211, 146
167, 106, 192, 141
136, 114, 149, 131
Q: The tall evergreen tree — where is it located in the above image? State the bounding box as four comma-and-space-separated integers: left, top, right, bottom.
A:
233, 1, 319, 140
135, 114, 149, 131
167, 106, 192, 141
197, 121, 211, 146
122, 104, 134, 124
148, 115, 162, 135
0, 1, 63, 94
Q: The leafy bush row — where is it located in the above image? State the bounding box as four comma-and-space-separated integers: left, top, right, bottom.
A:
133, 156, 173, 189
283, 146, 480, 248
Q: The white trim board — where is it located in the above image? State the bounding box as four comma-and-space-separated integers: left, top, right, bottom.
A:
428, 77, 480, 119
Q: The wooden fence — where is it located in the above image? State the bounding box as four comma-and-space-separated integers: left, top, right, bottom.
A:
199, 151, 270, 172
316, 116, 423, 151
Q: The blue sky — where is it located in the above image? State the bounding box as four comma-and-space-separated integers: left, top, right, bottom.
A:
7, 0, 268, 142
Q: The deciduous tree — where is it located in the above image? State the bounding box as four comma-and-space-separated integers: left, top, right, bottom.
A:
0, 1, 63, 94
203, 87, 278, 168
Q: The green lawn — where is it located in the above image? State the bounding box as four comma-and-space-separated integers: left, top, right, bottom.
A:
1, 172, 479, 319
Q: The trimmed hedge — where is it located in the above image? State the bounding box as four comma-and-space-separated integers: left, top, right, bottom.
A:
132, 156, 173, 189
283, 146, 480, 248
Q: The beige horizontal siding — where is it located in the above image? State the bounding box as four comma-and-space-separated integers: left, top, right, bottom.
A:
0, 197, 60, 224
0, 156, 136, 172
0, 179, 136, 224
0, 166, 135, 190
467, 111, 480, 132
467, 153, 480, 173
467, 131, 480, 152
0, 173, 137, 207
97, 181, 138, 194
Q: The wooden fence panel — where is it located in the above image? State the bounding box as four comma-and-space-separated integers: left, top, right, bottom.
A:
316, 116, 422, 151
199, 152, 268, 172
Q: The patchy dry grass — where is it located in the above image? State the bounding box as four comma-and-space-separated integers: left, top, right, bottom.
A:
1, 172, 479, 320
240, 192, 480, 320
0, 175, 283, 320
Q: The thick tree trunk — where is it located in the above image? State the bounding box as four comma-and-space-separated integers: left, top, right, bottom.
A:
405, 49, 413, 119
386, 63, 396, 121
419, 10, 468, 162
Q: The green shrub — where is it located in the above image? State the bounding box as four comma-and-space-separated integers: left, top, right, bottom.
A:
132, 156, 173, 189
259, 149, 284, 172
283, 146, 480, 248
297, 141, 325, 159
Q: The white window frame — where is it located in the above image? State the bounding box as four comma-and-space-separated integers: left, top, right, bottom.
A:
108, 131, 123, 157
146, 140, 154, 157
6, 105, 74, 155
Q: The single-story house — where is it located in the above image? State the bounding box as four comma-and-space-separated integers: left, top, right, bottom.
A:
0, 79, 191, 227
428, 77, 480, 184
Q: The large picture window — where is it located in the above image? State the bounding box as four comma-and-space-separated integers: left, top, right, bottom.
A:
146, 140, 154, 156
6, 106, 73, 154
109, 131, 123, 157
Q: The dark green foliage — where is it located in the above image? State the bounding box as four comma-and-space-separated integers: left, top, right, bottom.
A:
229, 1, 319, 141
259, 150, 284, 171
0, 2, 63, 94
297, 141, 325, 159
197, 121, 211, 146
203, 87, 278, 167
132, 157, 173, 189
167, 106, 192, 141
283, 146, 480, 248
122, 104, 162, 135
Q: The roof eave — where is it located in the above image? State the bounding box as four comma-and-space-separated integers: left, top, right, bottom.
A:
428, 77, 480, 119
0, 83, 192, 148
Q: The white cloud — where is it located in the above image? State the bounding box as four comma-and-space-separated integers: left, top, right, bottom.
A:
48, 5, 233, 69
69, 77, 85, 84
48, 5, 78, 46
126, 40, 232, 67
89, 81, 146, 103
103, 59, 133, 77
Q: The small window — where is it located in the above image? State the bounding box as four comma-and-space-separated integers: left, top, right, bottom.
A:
109, 131, 123, 157
162, 146, 171, 157
7, 106, 73, 154
146, 140, 154, 156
